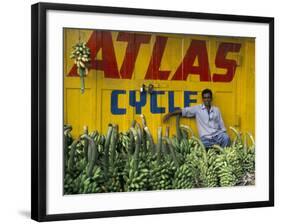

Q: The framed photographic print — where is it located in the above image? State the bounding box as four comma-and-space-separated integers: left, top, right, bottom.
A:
31, 2, 274, 222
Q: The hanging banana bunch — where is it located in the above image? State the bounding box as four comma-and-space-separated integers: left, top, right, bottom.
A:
70, 42, 91, 94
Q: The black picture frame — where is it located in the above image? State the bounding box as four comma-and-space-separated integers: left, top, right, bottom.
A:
31, 2, 274, 222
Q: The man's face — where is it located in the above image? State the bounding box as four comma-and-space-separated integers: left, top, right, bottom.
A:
202, 92, 212, 107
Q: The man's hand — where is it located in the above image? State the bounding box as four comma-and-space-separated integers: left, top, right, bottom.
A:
163, 109, 182, 123
163, 113, 171, 123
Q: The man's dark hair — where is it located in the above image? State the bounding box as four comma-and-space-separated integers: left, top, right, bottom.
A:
202, 89, 213, 98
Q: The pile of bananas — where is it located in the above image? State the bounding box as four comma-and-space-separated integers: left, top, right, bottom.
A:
70, 42, 91, 93
63, 114, 255, 195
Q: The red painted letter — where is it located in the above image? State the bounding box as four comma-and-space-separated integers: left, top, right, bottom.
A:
145, 36, 170, 80
117, 32, 151, 79
67, 31, 119, 78
88, 31, 119, 78
172, 39, 211, 81
212, 42, 241, 82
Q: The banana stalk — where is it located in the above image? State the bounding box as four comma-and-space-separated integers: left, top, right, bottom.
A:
163, 137, 179, 168
103, 124, 113, 179
230, 126, 242, 144
176, 115, 182, 141
128, 120, 136, 155
130, 127, 140, 171
246, 132, 255, 150
156, 127, 162, 164
68, 139, 80, 171
81, 134, 98, 177
109, 125, 118, 166
82, 126, 89, 161
180, 125, 194, 138
144, 126, 155, 153
162, 126, 170, 155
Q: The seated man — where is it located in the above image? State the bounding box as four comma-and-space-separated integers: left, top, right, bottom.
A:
163, 88, 231, 148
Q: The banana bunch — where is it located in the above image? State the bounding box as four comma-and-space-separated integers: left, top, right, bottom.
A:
163, 136, 195, 189
104, 125, 123, 192
174, 135, 219, 188
170, 137, 183, 160
149, 159, 176, 190
203, 148, 219, 187
63, 126, 86, 194
64, 125, 73, 146
172, 115, 194, 157
88, 131, 106, 164
64, 146, 85, 194
89, 131, 106, 149
226, 145, 243, 178
70, 42, 91, 65
81, 166, 106, 193
212, 145, 240, 187
182, 137, 207, 188
217, 164, 237, 187
117, 131, 130, 154
123, 158, 149, 191
64, 173, 75, 194
228, 129, 255, 177
64, 173, 82, 194
123, 127, 149, 191
173, 163, 195, 189
70, 42, 91, 93
242, 149, 255, 173
64, 124, 73, 168
148, 128, 176, 190
81, 133, 107, 193
105, 161, 123, 192
67, 139, 86, 176
241, 133, 255, 173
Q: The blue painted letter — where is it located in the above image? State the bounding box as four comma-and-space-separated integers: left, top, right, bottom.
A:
129, 91, 147, 114
168, 91, 181, 112
184, 91, 197, 107
111, 90, 126, 114
151, 91, 165, 114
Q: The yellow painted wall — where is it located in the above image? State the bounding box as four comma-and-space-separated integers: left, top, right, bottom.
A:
63, 29, 255, 140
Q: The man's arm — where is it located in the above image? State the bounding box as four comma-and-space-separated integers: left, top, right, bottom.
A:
163, 106, 198, 123
218, 109, 226, 131
163, 109, 182, 123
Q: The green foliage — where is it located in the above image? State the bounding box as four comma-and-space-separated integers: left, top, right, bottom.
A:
63, 122, 255, 194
